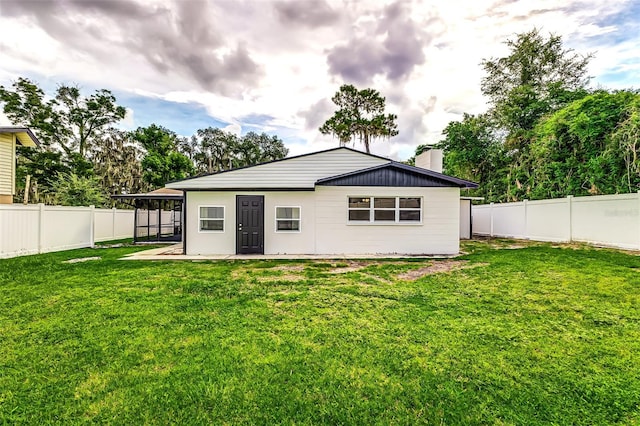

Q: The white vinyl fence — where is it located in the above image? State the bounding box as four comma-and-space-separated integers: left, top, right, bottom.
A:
0, 204, 134, 259
473, 192, 640, 250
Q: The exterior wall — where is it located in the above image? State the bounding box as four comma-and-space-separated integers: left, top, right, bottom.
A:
472, 193, 640, 250
0, 133, 15, 200
186, 191, 317, 255
459, 199, 471, 239
315, 187, 460, 255
0, 204, 134, 259
185, 187, 461, 255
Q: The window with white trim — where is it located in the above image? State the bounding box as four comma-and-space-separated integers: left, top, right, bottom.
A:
348, 197, 421, 223
275, 206, 301, 231
199, 206, 224, 231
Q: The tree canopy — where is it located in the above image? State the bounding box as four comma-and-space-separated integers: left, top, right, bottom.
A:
482, 29, 591, 146
425, 29, 640, 202
0, 77, 290, 205
133, 125, 195, 189
524, 90, 640, 199
186, 128, 289, 174
319, 84, 398, 153
0, 77, 126, 155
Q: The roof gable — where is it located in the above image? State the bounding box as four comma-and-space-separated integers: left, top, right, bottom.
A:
166, 147, 389, 190
316, 162, 478, 188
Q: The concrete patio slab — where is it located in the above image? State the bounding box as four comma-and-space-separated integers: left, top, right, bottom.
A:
121, 243, 455, 261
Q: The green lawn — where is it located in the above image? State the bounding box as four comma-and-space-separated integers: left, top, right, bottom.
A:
1, 240, 639, 425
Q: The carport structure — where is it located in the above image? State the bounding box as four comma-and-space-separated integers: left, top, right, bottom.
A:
112, 188, 183, 243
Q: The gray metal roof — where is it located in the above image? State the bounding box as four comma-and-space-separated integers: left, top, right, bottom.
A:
316, 162, 479, 188
166, 147, 389, 190
165, 146, 478, 190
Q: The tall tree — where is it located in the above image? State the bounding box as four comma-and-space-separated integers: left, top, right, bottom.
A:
481, 29, 591, 151
524, 90, 640, 199
89, 128, 147, 199
0, 77, 126, 156
0, 77, 127, 204
14, 147, 70, 204
435, 114, 509, 202
190, 128, 289, 172
319, 84, 398, 153
193, 127, 239, 173
133, 124, 194, 188
237, 131, 288, 165
54, 85, 126, 156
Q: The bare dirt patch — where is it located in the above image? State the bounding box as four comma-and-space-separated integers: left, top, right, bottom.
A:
326, 261, 376, 274
271, 265, 305, 272
256, 274, 305, 283
231, 268, 305, 282
63, 256, 101, 264
397, 261, 488, 280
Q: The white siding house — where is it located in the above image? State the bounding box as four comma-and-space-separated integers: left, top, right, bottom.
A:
166, 147, 477, 256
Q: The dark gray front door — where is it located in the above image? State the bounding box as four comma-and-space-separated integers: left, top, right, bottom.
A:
236, 195, 264, 254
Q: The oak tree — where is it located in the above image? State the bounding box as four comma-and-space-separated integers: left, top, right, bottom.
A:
319, 84, 398, 153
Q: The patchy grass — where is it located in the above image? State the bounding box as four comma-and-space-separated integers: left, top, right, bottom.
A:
1, 240, 639, 425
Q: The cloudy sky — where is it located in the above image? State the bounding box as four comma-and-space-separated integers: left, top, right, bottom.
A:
0, 0, 638, 160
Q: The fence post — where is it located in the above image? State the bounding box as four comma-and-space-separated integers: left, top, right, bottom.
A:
523, 200, 528, 240
567, 195, 573, 243
38, 203, 45, 254
89, 205, 95, 248
112, 207, 117, 240
490, 202, 494, 237
637, 191, 640, 250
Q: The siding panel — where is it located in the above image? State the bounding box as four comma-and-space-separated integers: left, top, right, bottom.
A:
315, 186, 460, 255
186, 191, 317, 255
317, 165, 456, 187
186, 186, 461, 255
168, 148, 388, 190
0, 134, 14, 195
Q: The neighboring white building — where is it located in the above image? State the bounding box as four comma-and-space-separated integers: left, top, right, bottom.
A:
0, 127, 40, 204
166, 147, 477, 256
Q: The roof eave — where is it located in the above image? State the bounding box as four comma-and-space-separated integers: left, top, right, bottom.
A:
0, 127, 41, 147
167, 186, 316, 192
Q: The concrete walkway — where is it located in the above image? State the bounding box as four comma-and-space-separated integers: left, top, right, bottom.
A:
122, 243, 453, 261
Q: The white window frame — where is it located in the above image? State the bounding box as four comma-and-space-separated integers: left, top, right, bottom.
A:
275, 206, 301, 233
347, 196, 422, 225
198, 205, 225, 233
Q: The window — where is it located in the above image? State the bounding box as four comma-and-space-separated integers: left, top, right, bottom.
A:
348, 197, 370, 221
199, 206, 224, 231
347, 197, 421, 223
276, 206, 301, 232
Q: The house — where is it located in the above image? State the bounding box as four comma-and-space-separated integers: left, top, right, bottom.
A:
165, 147, 477, 256
0, 127, 40, 204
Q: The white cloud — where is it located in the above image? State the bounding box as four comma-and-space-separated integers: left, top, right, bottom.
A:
0, 0, 637, 160
121, 108, 135, 129
0, 110, 11, 126
222, 123, 242, 136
